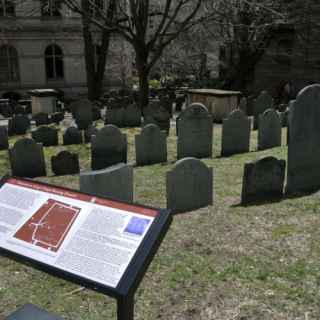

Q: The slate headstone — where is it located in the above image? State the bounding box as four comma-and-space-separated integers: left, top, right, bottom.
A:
241, 156, 285, 203
11, 114, 30, 135
31, 126, 59, 147
63, 127, 83, 145
166, 158, 213, 214
0, 126, 8, 150
51, 151, 80, 176
80, 163, 133, 203
73, 100, 93, 130
33, 112, 50, 126
177, 103, 213, 159
105, 107, 125, 127
123, 103, 141, 127
135, 124, 167, 166
91, 125, 127, 170
258, 108, 281, 150
253, 91, 273, 129
221, 109, 250, 156
9, 138, 46, 178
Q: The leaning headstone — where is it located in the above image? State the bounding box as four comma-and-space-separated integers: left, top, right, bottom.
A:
91, 125, 127, 170
9, 138, 46, 178
221, 109, 250, 156
84, 125, 99, 143
73, 100, 93, 130
33, 112, 50, 126
63, 127, 83, 145
80, 163, 133, 203
0, 126, 8, 150
177, 103, 213, 159
11, 114, 30, 135
287, 85, 320, 194
51, 151, 80, 176
253, 91, 273, 129
123, 103, 141, 127
241, 156, 285, 203
31, 126, 59, 147
166, 158, 213, 214
135, 124, 167, 165
258, 108, 281, 150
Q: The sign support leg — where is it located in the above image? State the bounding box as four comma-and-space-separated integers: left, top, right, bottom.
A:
117, 294, 134, 320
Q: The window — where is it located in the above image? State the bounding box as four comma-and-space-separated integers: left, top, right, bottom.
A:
0, 45, 19, 82
45, 45, 64, 80
41, 0, 62, 17
0, 0, 15, 17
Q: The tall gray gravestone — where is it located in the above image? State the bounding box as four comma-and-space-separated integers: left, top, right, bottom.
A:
258, 109, 281, 150
253, 91, 273, 130
123, 103, 141, 127
287, 84, 320, 194
0, 126, 8, 150
31, 126, 59, 147
80, 163, 133, 203
9, 138, 46, 178
166, 158, 213, 214
135, 124, 167, 166
241, 156, 285, 203
11, 114, 30, 135
221, 109, 250, 156
177, 103, 213, 159
63, 127, 83, 145
72, 99, 93, 130
91, 125, 127, 170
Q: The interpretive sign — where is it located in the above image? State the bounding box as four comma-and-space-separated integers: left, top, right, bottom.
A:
0, 176, 172, 320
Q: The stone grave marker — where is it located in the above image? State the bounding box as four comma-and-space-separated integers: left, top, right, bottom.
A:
221, 109, 251, 156
63, 126, 83, 145
135, 124, 167, 166
80, 163, 133, 203
84, 125, 99, 143
11, 114, 30, 135
105, 107, 125, 127
123, 103, 141, 127
143, 101, 171, 134
31, 126, 59, 147
0, 126, 8, 150
33, 112, 50, 126
91, 125, 127, 170
166, 158, 213, 214
241, 156, 285, 203
9, 138, 46, 178
253, 91, 273, 129
73, 100, 93, 130
51, 151, 80, 176
177, 103, 213, 159
258, 108, 281, 150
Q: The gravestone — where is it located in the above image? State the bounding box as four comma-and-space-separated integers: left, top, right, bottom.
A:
105, 107, 125, 127
84, 125, 99, 143
73, 100, 93, 130
63, 127, 83, 145
11, 114, 30, 135
123, 103, 141, 127
9, 138, 46, 178
166, 158, 213, 214
33, 112, 50, 126
241, 156, 286, 203
51, 112, 64, 124
287, 85, 320, 194
143, 102, 171, 134
253, 91, 273, 129
177, 103, 213, 159
31, 126, 59, 147
80, 163, 133, 203
91, 125, 127, 170
51, 151, 80, 176
258, 108, 281, 150
221, 109, 250, 156
135, 124, 167, 166
0, 126, 8, 150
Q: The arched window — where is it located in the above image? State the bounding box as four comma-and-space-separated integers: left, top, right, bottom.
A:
0, 45, 19, 82
0, 0, 15, 17
45, 44, 64, 80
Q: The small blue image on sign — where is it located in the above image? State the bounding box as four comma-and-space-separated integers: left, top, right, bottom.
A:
125, 217, 151, 236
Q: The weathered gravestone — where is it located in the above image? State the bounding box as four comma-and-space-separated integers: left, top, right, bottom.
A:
91, 125, 127, 170
31, 126, 59, 147
0, 126, 8, 150
143, 102, 171, 134
9, 138, 46, 178
80, 163, 133, 203
123, 103, 141, 127
258, 108, 281, 150
10, 114, 30, 135
72, 99, 93, 130
33, 112, 50, 126
287, 85, 320, 194
221, 109, 250, 156
135, 124, 167, 166
105, 105, 125, 127
63, 126, 83, 145
51, 112, 64, 124
51, 151, 80, 176
177, 103, 213, 159
84, 125, 99, 143
166, 158, 213, 214
253, 91, 273, 129
241, 156, 286, 203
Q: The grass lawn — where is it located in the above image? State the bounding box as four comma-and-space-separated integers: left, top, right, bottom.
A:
0, 121, 320, 320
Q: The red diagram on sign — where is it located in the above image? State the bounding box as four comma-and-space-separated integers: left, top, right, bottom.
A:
14, 199, 80, 252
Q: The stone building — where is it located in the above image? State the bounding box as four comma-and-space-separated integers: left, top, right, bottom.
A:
0, 0, 132, 99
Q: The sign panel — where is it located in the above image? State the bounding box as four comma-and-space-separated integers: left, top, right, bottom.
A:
0, 178, 159, 289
